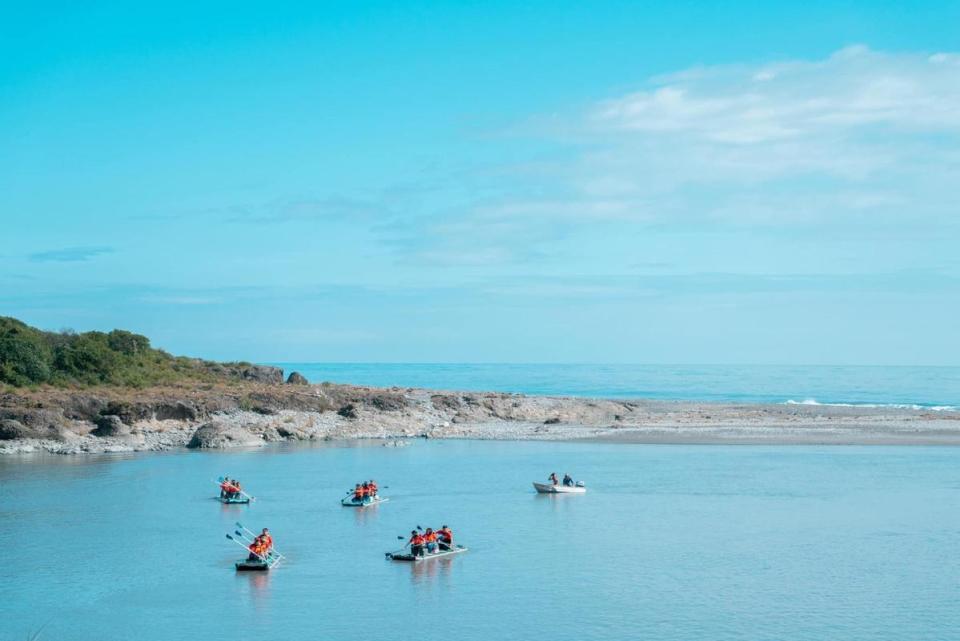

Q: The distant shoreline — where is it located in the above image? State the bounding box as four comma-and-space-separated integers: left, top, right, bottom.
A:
2, 380, 959, 455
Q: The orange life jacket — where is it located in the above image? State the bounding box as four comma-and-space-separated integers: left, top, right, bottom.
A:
424, 532, 437, 542
438, 528, 452, 543
410, 534, 424, 545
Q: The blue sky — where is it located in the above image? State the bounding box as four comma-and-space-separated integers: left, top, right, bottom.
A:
2, 1, 959, 364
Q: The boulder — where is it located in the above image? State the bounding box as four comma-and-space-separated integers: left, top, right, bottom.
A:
154, 401, 198, 421
92, 415, 130, 437
241, 365, 284, 384
286, 371, 309, 385
62, 396, 108, 422
544, 417, 561, 425
103, 402, 152, 425
0, 419, 31, 440
187, 421, 263, 449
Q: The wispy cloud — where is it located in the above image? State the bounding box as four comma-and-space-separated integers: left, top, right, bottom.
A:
368, 47, 960, 267
28, 246, 115, 263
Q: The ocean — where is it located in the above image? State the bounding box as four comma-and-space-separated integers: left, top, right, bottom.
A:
274, 363, 960, 410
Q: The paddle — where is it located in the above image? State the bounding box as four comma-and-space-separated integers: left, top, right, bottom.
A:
235, 522, 286, 560
225, 533, 268, 562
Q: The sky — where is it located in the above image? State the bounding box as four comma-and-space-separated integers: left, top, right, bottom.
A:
2, 1, 959, 364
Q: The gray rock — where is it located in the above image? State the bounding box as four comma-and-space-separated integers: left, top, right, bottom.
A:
286, 371, 309, 385
154, 401, 198, 421
92, 415, 130, 437
187, 421, 263, 449
0, 409, 75, 440
0, 419, 30, 440
241, 365, 284, 384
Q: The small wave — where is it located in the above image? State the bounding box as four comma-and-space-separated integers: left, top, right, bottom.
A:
784, 399, 958, 412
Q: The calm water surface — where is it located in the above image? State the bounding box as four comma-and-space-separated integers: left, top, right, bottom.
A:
2, 441, 959, 641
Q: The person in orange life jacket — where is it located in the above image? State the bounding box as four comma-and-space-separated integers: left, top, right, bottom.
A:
228, 480, 242, 499
247, 539, 265, 561
437, 526, 453, 551
220, 478, 231, 498
408, 530, 425, 557
367, 480, 377, 497
422, 528, 439, 553
257, 528, 273, 551
353, 483, 364, 501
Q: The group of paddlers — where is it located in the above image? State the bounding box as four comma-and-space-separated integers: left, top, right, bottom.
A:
351, 480, 379, 502
246, 527, 274, 561
548, 472, 577, 487
407, 526, 454, 557
219, 477, 244, 499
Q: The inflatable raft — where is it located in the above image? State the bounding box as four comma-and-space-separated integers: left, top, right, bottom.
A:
386, 545, 468, 562
341, 495, 389, 508
219, 496, 251, 504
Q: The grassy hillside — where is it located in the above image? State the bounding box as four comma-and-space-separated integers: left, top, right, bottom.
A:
0, 317, 234, 388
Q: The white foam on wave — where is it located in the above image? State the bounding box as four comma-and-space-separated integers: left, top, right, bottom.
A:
784, 399, 958, 412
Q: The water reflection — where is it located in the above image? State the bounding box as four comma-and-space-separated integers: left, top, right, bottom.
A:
236, 568, 271, 611
352, 503, 380, 525
409, 557, 457, 584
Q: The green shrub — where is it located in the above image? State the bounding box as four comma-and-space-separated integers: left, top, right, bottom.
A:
0, 316, 229, 388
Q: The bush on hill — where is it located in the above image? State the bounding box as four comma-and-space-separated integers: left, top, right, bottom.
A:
0, 317, 232, 388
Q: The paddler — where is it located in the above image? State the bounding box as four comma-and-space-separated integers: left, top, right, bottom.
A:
353, 483, 364, 502
408, 530, 425, 557
220, 478, 231, 498
437, 525, 453, 551
368, 479, 378, 497
257, 528, 273, 552
423, 528, 438, 553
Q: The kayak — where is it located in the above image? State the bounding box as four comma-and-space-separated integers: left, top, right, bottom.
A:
341, 495, 389, 508
219, 496, 251, 504
235, 559, 269, 571
533, 482, 586, 494
386, 545, 468, 562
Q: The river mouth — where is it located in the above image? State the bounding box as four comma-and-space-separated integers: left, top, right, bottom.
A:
4, 439, 959, 640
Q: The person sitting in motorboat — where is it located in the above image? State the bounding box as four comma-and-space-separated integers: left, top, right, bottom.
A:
549, 472, 559, 486
562, 474, 574, 487
437, 525, 453, 551
423, 528, 438, 553
408, 530, 425, 557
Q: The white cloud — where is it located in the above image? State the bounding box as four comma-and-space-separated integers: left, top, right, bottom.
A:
523, 45, 960, 226
593, 46, 960, 143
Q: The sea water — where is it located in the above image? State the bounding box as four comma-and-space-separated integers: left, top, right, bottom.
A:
2, 440, 959, 641
275, 363, 960, 409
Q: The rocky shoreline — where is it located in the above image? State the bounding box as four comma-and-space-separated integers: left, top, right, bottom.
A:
2, 367, 960, 454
